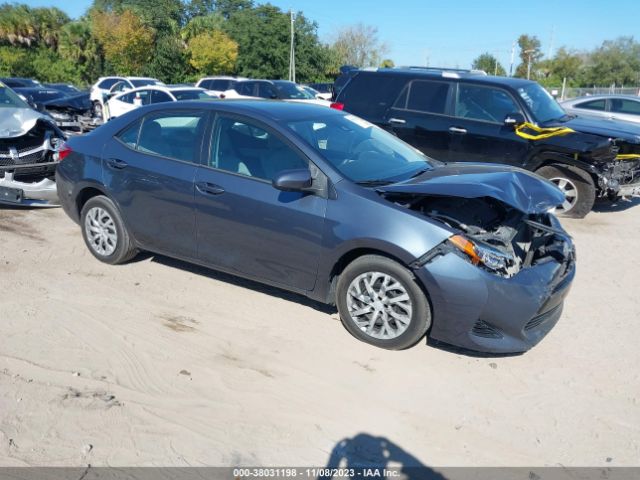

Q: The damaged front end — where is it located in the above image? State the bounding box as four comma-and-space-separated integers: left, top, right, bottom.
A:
377, 166, 576, 352
0, 109, 65, 206
41, 92, 103, 135
597, 140, 640, 198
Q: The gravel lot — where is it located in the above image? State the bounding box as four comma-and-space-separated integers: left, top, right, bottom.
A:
0, 199, 639, 467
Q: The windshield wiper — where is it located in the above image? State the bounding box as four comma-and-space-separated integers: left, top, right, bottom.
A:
409, 167, 430, 179
356, 179, 395, 187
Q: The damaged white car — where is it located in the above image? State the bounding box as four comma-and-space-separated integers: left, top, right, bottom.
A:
0, 83, 66, 206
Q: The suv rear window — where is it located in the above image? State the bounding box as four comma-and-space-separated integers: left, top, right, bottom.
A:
338, 73, 408, 120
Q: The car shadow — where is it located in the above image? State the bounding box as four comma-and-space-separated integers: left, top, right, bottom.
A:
139, 252, 337, 315
592, 196, 640, 213
320, 433, 447, 479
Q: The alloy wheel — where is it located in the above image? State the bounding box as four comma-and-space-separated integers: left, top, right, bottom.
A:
346, 271, 413, 340
550, 177, 579, 213
84, 207, 117, 256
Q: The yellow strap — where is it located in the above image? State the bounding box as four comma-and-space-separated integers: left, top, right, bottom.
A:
615, 154, 640, 160
514, 122, 575, 141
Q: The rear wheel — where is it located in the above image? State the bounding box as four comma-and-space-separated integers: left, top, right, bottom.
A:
80, 195, 137, 264
536, 165, 596, 218
336, 255, 431, 350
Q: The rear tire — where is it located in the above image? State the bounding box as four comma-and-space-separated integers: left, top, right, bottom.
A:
536, 165, 596, 218
80, 195, 137, 265
336, 255, 431, 350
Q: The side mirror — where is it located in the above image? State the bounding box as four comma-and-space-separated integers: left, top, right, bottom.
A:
504, 112, 525, 127
272, 169, 313, 192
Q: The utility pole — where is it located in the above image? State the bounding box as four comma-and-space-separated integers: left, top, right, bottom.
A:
288, 10, 295, 82
525, 49, 535, 80
509, 41, 516, 77
548, 25, 555, 58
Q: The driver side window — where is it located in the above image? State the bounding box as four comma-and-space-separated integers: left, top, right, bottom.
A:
455, 84, 520, 123
209, 117, 307, 181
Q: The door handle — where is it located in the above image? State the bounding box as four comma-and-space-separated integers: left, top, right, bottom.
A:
106, 158, 128, 169
196, 181, 225, 196
449, 126, 467, 134
388, 118, 406, 125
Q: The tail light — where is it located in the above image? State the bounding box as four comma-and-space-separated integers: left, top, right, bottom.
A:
56, 143, 72, 162
330, 102, 344, 110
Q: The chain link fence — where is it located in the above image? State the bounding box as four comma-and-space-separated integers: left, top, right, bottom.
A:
548, 86, 640, 100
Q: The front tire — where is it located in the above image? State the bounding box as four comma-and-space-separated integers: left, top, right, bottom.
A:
536, 165, 596, 218
336, 255, 431, 350
80, 195, 137, 264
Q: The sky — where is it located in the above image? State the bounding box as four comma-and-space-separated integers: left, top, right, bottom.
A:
25, 0, 640, 70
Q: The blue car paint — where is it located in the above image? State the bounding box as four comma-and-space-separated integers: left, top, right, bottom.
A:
56, 100, 576, 353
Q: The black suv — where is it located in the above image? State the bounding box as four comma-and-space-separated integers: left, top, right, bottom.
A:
335, 68, 640, 217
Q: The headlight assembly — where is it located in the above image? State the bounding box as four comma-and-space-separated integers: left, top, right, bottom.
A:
449, 234, 514, 272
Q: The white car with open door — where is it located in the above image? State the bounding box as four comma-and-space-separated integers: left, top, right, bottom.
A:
106, 85, 214, 119
90, 76, 164, 119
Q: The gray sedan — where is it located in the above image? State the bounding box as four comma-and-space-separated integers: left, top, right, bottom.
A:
561, 94, 640, 124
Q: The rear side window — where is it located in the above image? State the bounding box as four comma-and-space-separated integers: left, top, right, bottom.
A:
116, 119, 142, 147
338, 73, 408, 120
576, 99, 606, 111
212, 79, 234, 90
98, 78, 120, 89
610, 99, 640, 115
117, 111, 206, 163
404, 81, 450, 114
236, 82, 255, 96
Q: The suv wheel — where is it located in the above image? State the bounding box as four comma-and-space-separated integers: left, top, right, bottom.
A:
336, 255, 431, 350
536, 165, 596, 218
80, 195, 137, 264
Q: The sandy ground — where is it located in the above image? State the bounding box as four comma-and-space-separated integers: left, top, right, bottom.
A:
0, 199, 639, 468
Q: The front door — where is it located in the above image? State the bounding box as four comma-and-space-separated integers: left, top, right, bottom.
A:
447, 82, 529, 166
194, 115, 327, 291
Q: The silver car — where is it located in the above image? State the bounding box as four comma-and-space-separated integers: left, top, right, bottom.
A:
561, 95, 640, 124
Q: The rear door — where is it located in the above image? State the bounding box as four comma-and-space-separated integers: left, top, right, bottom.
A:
447, 82, 529, 165
102, 109, 208, 258
383, 79, 453, 161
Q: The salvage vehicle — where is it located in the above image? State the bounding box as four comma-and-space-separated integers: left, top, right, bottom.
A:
90, 76, 163, 119
0, 82, 65, 206
0, 77, 41, 88
334, 67, 640, 217
196, 76, 246, 97
106, 86, 214, 119
43, 83, 82, 95
561, 95, 640, 125
222, 80, 331, 106
56, 101, 575, 353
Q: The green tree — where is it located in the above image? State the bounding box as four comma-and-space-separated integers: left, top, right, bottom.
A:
472, 52, 506, 76
536, 47, 584, 87
187, 29, 237, 74
515, 34, 543, 78
181, 13, 223, 42
582, 37, 640, 86
91, 8, 154, 75
380, 58, 394, 68
58, 20, 102, 83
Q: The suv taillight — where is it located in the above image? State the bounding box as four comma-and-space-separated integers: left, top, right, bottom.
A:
330, 102, 344, 110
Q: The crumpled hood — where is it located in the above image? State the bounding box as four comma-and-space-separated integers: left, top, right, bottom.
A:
42, 92, 92, 112
0, 107, 49, 138
559, 116, 640, 144
378, 163, 565, 214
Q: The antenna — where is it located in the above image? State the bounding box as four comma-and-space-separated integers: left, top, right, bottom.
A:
288, 10, 296, 82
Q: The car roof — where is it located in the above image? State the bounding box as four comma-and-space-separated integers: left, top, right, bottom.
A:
354, 68, 537, 89
130, 98, 344, 122
563, 94, 640, 103
123, 85, 205, 93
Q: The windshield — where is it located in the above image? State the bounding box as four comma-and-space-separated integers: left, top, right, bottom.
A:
287, 113, 434, 184
517, 83, 566, 123
0, 84, 31, 108
131, 79, 162, 88
275, 82, 315, 100
172, 90, 212, 101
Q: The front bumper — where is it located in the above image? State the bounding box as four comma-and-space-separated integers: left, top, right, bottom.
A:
414, 250, 575, 354
0, 169, 59, 206
617, 180, 640, 197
